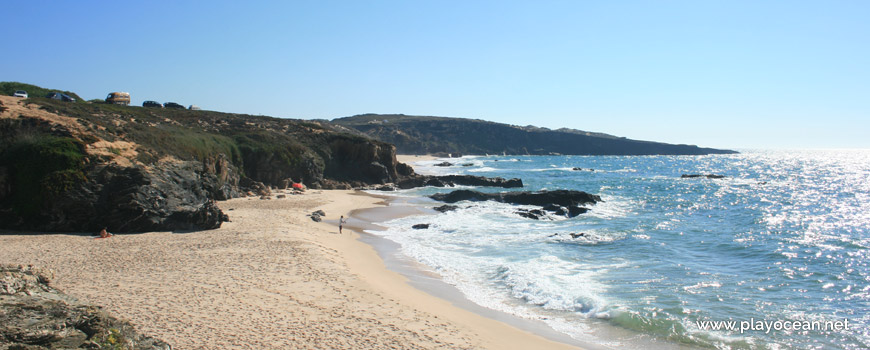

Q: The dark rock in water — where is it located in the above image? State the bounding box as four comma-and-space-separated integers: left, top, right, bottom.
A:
572, 167, 583, 171
0, 265, 171, 350
542, 204, 568, 216
375, 184, 397, 191
516, 210, 539, 220
567, 205, 589, 217
461, 163, 474, 167
412, 223, 430, 229
570, 232, 586, 239
434, 162, 453, 167
431, 190, 599, 217
424, 177, 448, 187
396, 175, 522, 189
438, 175, 523, 188
681, 174, 725, 179
433, 204, 459, 213
430, 189, 600, 207
516, 208, 548, 220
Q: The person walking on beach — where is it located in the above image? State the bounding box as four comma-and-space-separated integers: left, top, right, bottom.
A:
339, 215, 347, 234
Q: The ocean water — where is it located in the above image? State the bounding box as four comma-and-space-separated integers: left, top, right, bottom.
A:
365, 150, 870, 350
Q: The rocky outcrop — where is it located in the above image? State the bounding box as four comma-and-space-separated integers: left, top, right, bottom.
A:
203, 153, 240, 200
0, 265, 170, 350
430, 189, 600, 207
412, 224, 430, 229
515, 205, 588, 220
429, 189, 599, 219
308, 210, 325, 222
681, 174, 726, 179
1, 94, 424, 233
433, 205, 459, 213
396, 175, 523, 189
322, 138, 404, 186
1, 160, 229, 233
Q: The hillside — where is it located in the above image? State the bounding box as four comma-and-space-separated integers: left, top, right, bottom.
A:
0, 93, 410, 232
332, 114, 736, 156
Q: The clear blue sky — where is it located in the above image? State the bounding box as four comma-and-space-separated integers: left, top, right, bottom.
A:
3, 1, 868, 149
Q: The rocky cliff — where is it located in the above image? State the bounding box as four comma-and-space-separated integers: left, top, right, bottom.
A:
0, 94, 408, 233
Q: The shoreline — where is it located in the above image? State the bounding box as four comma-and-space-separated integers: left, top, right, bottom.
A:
0, 188, 581, 349
316, 191, 585, 350
348, 192, 602, 350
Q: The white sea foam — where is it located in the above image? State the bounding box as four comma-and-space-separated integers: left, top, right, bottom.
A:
365, 151, 870, 349
466, 166, 499, 173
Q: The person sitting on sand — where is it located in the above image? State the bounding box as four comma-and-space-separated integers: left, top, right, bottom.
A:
98, 227, 113, 238
339, 216, 347, 234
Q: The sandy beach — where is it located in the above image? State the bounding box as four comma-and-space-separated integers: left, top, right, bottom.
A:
0, 185, 580, 349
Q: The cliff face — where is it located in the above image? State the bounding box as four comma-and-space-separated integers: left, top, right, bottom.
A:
332, 114, 737, 156
0, 95, 407, 232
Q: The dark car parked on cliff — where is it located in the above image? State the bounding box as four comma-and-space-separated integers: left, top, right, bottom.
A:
143, 100, 162, 108
163, 102, 184, 109
46, 92, 75, 102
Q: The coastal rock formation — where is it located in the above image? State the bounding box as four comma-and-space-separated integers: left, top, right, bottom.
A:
412, 224, 430, 229
322, 138, 405, 186
396, 175, 523, 189
681, 174, 726, 179
0, 91, 417, 233
51, 161, 228, 232
433, 205, 460, 213
203, 153, 241, 200
430, 190, 599, 218
430, 189, 600, 207
515, 209, 548, 220
0, 265, 170, 350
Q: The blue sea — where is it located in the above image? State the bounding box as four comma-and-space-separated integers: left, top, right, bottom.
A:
365, 150, 870, 349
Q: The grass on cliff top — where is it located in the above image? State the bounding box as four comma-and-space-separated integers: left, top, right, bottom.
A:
30, 96, 373, 176
0, 81, 85, 101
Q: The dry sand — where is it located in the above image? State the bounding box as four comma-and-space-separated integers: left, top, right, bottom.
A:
396, 154, 439, 164
0, 189, 580, 349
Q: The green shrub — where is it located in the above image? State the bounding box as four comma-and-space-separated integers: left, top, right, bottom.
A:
0, 134, 86, 219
